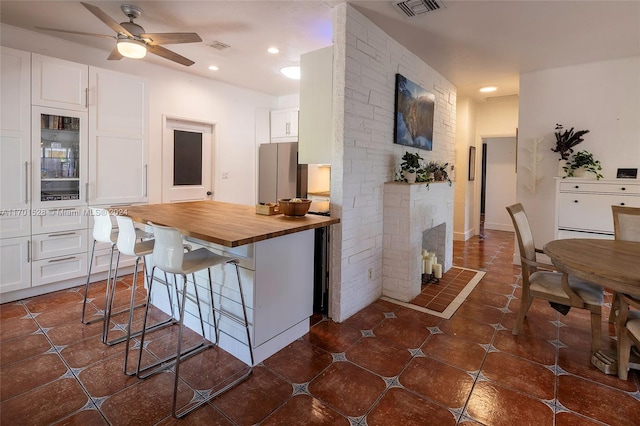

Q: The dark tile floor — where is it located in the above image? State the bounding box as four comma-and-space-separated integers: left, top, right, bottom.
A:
1, 229, 639, 425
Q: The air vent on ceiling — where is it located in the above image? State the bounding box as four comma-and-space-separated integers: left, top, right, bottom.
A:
209, 40, 230, 50
392, 0, 445, 18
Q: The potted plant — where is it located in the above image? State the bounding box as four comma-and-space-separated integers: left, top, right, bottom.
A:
551, 123, 590, 161
563, 150, 603, 180
400, 151, 425, 183
425, 161, 452, 185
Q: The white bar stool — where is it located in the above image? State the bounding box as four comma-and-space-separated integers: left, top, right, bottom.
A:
109, 215, 179, 371
137, 223, 253, 419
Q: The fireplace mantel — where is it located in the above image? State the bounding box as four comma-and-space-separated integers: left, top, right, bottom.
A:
382, 182, 454, 302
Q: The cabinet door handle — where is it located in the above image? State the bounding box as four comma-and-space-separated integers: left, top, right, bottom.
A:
49, 256, 76, 263
48, 232, 76, 237
25, 161, 29, 204
144, 164, 148, 197
27, 240, 31, 263
85, 182, 89, 202
85, 88, 89, 108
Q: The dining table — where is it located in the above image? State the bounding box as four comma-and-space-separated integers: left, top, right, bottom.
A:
544, 238, 640, 375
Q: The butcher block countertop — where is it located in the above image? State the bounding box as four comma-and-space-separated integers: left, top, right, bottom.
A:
125, 201, 339, 247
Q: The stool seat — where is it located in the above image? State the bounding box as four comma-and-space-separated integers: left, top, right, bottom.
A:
136, 223, 253, 419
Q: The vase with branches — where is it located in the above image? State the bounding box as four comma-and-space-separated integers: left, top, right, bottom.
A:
551, 123, 590, 161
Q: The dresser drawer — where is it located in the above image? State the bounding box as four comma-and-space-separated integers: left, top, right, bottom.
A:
32, 253, 87, 287
557, 193, 640, 233
32, 229, 88, 260
558, 181, 640, 195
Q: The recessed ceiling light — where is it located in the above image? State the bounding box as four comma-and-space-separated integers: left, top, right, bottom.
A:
208, 65, 219, 71
267, 47, 279, 54
280, 66, 300, 80
479, 86, 497, 93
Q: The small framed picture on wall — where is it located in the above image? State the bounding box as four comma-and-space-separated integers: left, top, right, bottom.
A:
469, 146, 476, 181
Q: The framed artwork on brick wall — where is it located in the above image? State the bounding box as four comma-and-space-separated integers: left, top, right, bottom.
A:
393, 73, 435, 151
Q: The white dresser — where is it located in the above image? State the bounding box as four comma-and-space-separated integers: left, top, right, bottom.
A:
555, 178, 640, 239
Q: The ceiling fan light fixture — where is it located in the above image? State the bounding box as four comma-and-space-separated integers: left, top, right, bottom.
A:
280, 66, 300, 80
117, 38, 147, 59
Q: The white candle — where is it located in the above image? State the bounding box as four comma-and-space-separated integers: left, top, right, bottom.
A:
424, 259, 433, 275
432, 256, 437, 265
433, 263, 442, 279
422, 249, 429, 258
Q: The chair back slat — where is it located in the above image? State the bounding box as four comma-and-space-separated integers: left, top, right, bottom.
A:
506, 203, 536, 262
612, 205, 640, 242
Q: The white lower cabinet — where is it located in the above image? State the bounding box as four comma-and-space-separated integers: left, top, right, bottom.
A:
32, 254, 88, 287
0, 237, 31, 293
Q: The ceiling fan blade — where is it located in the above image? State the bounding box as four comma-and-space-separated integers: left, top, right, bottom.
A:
107, 46, 123, 61
80, 2, 133, 37
146, 44, 195, 67
139, 32, 202, 45
36, 26, 116, 40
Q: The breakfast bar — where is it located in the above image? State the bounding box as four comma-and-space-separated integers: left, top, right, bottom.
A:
125, 201, 339, 365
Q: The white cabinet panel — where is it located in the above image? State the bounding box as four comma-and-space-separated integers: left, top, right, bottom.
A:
1, 47, 31, 238
555, 178, 640, 238
32, 54, 88, 111
89, 67, 148, 205
270, 108, 298, 142
32, 230, 87, 261
0, 236, 30, 293
32, 254, 87, 287
32, 208, 88, 234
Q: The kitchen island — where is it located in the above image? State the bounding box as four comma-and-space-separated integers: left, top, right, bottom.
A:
125, 201, 339, 365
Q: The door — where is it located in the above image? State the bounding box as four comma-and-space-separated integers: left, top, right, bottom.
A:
162, 118, 214, 203
481, 137, 517, 231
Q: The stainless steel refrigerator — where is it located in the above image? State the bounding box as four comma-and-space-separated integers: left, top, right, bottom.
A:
258, 142, 307, 204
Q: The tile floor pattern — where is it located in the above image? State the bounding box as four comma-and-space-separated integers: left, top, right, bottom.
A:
1, 229, 640, 425
411, 267, 480, 314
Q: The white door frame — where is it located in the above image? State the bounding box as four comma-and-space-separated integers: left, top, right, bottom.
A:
161, 115, 216, 203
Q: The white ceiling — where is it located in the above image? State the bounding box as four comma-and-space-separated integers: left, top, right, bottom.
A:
1, 1, 639, 102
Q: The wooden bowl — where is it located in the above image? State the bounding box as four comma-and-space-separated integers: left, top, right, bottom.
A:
278, 198, 312, 217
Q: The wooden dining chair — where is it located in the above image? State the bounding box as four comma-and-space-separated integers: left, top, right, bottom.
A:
608, 205, 640, 323
506, 203, 604, 354
616, 293, 640, 380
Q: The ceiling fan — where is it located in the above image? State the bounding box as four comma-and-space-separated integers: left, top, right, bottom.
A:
36, 2, 202, 66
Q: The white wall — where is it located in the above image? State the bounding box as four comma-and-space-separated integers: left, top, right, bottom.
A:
330, 4, 456, 321
454, 97, 476, 240
518, 56, 640, 246
1, 24, 277, 206
483, 137, 517, 231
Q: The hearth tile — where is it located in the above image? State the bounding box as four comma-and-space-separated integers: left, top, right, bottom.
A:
1, 332, 52, 366
492, 330, 557, 365
303, 320, 362, 353
366, 387, 456, 425
0, 378, 88, 425
345, 335, 412, 377
557, 374, 640, 424
261, 394, 349, 426
307, 361, 385, 417
263, 339, 332, 384
465, 381, 553, 425
421, 333, 486, 372
212, 366, 292, 425
400, 356, 474, 408
1, 353, 67, 401
481, 351, 555, 400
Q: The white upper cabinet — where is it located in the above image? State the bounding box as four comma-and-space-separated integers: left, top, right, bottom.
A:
298, 46, 333, 165
31, 54, 88, 111
88, 67, 148, 205
270, 107, 299, 142
1, 47, 31, 238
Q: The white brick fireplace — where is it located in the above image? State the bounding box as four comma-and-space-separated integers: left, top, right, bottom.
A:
382, 182, 455, 302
